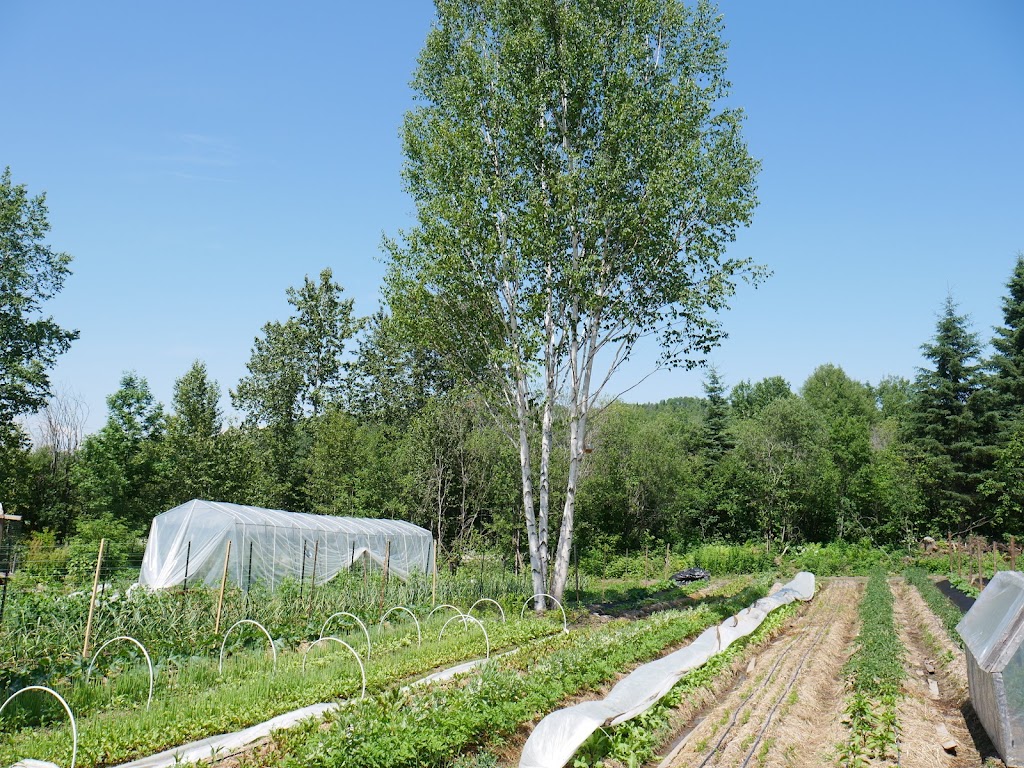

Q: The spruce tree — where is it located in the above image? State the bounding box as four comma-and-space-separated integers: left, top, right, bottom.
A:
989, 254, 1024, 432
701, 367, 732, 463
907, 294, 984, 533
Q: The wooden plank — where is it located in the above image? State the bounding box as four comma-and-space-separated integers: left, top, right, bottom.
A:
935, 723, 958, 752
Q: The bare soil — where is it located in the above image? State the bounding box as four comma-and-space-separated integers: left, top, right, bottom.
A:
649, 577, 1002, 768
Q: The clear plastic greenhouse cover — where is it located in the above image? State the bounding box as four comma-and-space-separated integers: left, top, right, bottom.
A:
957, 571, 1024, 767
138, 499, 434, 590
957, 571, 1024, 671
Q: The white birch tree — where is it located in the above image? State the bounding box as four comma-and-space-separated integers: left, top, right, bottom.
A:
385, 0, 762, 605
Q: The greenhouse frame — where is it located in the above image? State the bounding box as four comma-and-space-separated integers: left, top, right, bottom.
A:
139, 499, 435, 591
957, 570, 1024, 767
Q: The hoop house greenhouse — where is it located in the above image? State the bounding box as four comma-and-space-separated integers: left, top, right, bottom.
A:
139, 499, 435, 590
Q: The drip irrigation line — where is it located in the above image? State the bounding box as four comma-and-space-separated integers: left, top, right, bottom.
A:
736, 602, 840, 768
693, 595, 838, 768
694, 634, 802, 768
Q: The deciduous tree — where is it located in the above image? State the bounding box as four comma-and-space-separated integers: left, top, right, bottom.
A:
0, 168, 79, 429
386, 0, 760, 603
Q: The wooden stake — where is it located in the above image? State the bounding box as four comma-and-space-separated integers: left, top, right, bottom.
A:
82, 538, 106, 658
215, 540, 232, 634
299, 540, 307, 601
664, 543, 671, 581
431, 539, 438, 607
182, 540, 192, 594
479, 549, 485, 597
307, 539, 320, 616
378, 540, 391, 617
994, 542, 1000, 576
1011, 536, 1017, 572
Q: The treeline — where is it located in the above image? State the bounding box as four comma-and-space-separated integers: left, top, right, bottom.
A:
3, 258, 1024, 557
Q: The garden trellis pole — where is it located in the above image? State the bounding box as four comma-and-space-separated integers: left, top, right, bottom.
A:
215, 540, 232, 634
82, 538, 106, 658
307, 539, 320, 617
431, 540, 438, 607
299, 540, 307, 600
182, 540, 192, 594
378, 540, 391, 617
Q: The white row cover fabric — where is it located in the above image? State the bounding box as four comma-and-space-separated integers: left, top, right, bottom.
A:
139, 500, 434, 590
519, 572, 816, 768
957, 571, 1024, 767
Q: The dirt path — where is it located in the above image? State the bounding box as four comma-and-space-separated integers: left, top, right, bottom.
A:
656, 577, 1000, 768
889, 577, 996, 768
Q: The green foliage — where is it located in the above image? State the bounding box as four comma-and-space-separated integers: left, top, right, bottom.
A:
718, 396, 839, 547
788, 541, 897, 577
988, 253, 1024, 431
0, 167, 79, 428
72, 373, 166, 533
160, 361, 224, 506
906, 294, 986, 534
231, 269, 363, 509
729, 376, 793, 420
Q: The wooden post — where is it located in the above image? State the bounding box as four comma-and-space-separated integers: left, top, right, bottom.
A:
977, 540, 985, 588
378, 540, 391, 617
947, 535, 953, 576
1011, 536, 1018, 572
215, 540, 232, 634
479, 549, 485, 597
299, 540, 307, 601
307, 539, 320, 616
994, 542, 1000, 576
574, 541, 580, 603
431, 540, 438, 607
82, 538, 106, 658
244, 540, 254, 617
182, 540, 192, 594
664, 543, 671, 581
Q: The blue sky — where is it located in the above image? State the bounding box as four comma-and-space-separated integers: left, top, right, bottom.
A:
3, 1, 1022, 435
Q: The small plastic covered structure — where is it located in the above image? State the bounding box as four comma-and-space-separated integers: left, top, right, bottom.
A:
957, 571, 1024, 767
139, 499, 434, 590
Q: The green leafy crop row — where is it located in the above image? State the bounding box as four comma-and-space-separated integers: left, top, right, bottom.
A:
0, 612, 559, 767
837, 569, 904, 767
228, 582, 774, 768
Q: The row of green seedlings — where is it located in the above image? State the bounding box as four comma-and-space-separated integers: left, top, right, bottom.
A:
902, 568, 965, 647
0, 564, 535, 696
570, 600, 799, 767
0, 599, 560, 768
837, 569, 905, 768
216, 579, 773, 768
